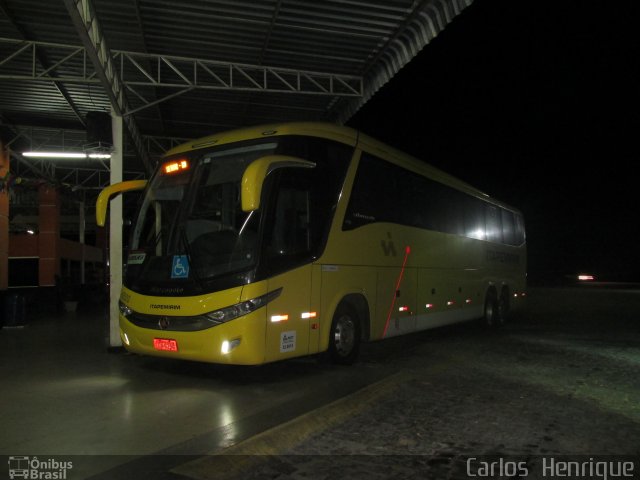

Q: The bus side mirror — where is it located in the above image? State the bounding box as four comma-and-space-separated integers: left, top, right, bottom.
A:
241, 155, 315, 212
96, 179, 148, 227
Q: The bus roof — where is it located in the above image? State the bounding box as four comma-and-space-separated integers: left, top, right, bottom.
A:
163, 121, 521, 215
163, 122, 359, 157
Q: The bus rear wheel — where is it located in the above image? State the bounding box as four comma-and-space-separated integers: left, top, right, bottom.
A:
483, 290, 499, 328
328, 304, 361, 365
496, 288, 510, 326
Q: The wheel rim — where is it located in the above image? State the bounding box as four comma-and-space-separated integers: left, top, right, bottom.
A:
333, 314, 355, 356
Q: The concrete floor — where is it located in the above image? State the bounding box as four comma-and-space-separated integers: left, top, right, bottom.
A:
2, 285, 640, 479
0, 297, 395, 478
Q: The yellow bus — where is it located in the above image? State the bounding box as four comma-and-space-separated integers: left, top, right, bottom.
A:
97, 122, 526, 365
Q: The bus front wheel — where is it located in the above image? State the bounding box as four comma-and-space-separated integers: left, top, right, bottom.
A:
328, 304, 361, 365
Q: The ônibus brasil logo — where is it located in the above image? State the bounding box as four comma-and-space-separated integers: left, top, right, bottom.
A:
8, 456, 73, 479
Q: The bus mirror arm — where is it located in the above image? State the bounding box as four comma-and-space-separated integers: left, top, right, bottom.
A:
96, 179, 148, 227
241, 155, 315, 212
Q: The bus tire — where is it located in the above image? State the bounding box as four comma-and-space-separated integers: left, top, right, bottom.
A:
483, 290, 499, 328
328, 303, 361, 365
496, 287, 510, 326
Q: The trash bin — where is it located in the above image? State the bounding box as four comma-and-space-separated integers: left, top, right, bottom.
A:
4, 293, 26, 327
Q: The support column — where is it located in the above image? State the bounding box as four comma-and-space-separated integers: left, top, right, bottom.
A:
0, 142, 9, 291
79, 199, 85, 285
109, 108, 123, 348
38, 185, 60, 287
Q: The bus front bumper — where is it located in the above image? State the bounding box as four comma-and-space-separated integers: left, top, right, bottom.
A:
119, 311, 267, 365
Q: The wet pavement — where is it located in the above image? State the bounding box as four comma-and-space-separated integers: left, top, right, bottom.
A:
173, 286, 640, 479
2, 286, 640, 479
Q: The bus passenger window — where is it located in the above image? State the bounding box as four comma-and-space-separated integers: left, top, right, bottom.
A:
464, 197, 485, 240
485, 205, 503, 243
515, 214, 526, 245
501, 209, 516, 246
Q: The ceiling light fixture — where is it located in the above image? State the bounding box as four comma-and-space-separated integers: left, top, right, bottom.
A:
22, 152, 111, 159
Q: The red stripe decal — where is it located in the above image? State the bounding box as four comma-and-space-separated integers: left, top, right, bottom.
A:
382, 246, 411, 338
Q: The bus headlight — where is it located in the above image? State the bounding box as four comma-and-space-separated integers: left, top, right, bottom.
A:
205, 288, 282, 324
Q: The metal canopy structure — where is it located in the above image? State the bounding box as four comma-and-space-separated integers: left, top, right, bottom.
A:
1, 0, 473, 185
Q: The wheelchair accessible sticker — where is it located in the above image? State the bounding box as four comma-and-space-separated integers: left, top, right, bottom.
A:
171, 255, 190, 279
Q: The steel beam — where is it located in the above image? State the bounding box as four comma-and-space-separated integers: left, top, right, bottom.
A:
61, 0, 152, 173
0, 37, 364, 99
0, 0, 86, 126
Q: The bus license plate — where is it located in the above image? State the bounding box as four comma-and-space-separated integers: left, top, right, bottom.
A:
153, 338, 178, 352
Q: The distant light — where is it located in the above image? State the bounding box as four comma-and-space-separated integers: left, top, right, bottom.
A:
398, 306, 409, 312
26, 229, 35, 235
465, 298, 472, 304
447, 300, 455, 306
425, 303, 434, 309
23, 151, 111, 159
578, 274, 595, 281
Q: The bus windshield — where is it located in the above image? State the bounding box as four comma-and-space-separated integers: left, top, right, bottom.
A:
125, 135, 352, 296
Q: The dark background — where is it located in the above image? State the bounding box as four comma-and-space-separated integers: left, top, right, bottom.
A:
347, 0, 640, 283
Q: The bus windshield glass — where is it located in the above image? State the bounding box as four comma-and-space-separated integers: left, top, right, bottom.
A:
125, 136, 352, 296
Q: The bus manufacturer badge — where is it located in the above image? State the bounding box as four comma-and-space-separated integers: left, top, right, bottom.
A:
171, 255, 190, 279
158, 317, 170, 330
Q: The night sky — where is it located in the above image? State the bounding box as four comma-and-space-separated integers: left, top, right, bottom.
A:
347, 0, 640, 282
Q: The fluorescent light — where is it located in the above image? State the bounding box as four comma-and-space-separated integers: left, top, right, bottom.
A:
24, 152, 86, 158
22, 151, 111, 159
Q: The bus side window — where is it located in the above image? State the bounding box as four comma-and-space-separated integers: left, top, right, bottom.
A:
515, 214, 526, 245
343, 153, 414, 230
485, 205, 503, 244
270, 187, 310, 256
501, 209, 516, 246
464, 197, 486, 240
343, 154, 384, 229
264, 138, 352, 275
264, 169, 309, 253
262, 168, 317, 275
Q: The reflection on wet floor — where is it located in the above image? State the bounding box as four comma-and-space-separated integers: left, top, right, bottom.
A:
2, 286, 640, 479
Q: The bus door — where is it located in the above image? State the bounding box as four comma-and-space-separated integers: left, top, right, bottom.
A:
262, 170, 316, 361
265, 265, 312, 361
